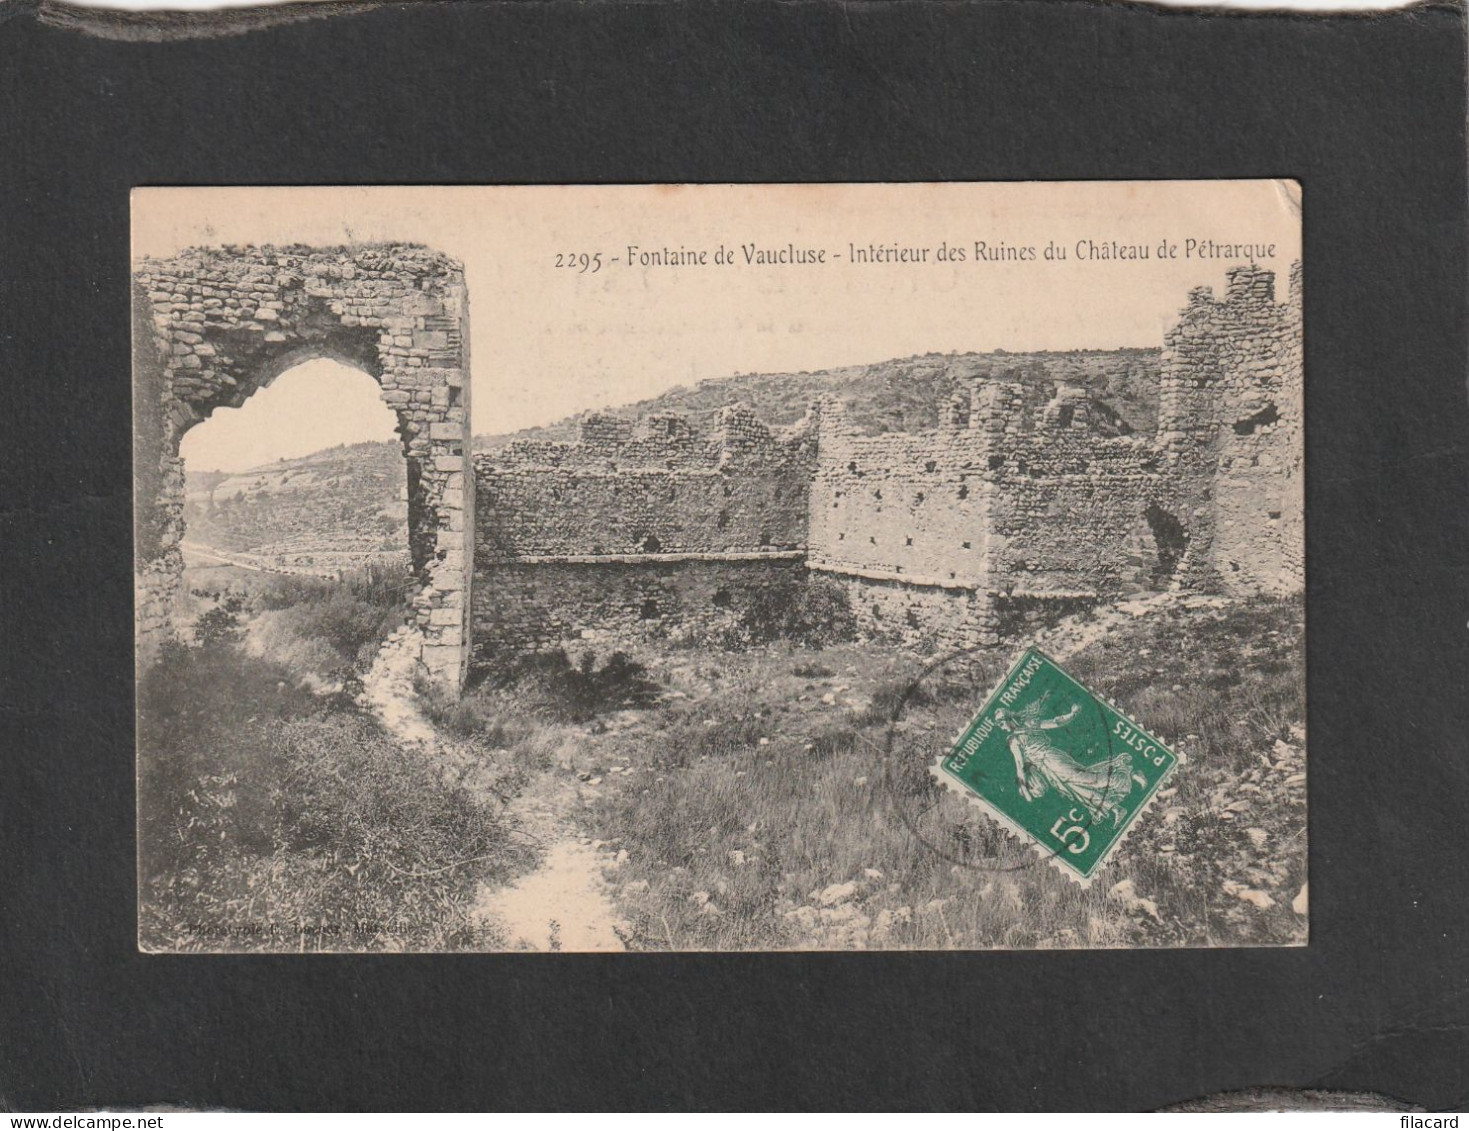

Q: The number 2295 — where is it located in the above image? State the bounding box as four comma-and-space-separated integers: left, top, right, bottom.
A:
555, 252, 602, 273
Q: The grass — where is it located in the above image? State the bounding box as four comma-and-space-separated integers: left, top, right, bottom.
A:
561, 594, 1306, 949
155, 556, 1306, 952
139, 564, 534, 952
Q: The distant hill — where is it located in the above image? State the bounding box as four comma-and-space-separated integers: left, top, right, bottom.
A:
473, 348, 1161, 451
183, 441, 408, 572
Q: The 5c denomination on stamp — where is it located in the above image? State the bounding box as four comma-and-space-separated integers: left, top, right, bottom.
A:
934, 648, 1181, 885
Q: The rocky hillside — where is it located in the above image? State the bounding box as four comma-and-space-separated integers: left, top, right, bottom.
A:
475, 348, 1161, 451
183, 441, 408, 572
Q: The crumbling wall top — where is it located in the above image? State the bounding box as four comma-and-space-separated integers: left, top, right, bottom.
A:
137, 242, 464, 291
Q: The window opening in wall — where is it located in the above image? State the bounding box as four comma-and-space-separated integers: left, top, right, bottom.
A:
711, 588, 732, 608
988, 455, 1004, 471
1056, 405, 1074, 428
175, 357, 413, 664
1144, 503, 1189, 588
642, 534, 662, 553
640, 598, 661, 620
958, 484, 969, 500
1233, 402, 1280, 435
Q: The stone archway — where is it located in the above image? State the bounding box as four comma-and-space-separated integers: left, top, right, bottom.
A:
133, 243, 473, 692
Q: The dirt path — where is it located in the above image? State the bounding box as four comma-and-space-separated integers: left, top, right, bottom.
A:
361, 627, 626, 951
180, 540, 340, 579
471, 766, 628, 952
356, 595, 1219, 953
361, 624, 438, 748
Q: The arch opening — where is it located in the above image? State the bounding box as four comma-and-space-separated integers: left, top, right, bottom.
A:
178, 358, 411, 579
133, 244, 473, 692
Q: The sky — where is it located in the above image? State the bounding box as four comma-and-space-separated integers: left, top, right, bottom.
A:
177, 360, 400, 472
136, 182, 1301, 472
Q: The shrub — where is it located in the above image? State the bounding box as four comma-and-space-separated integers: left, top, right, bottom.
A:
417, 680, 538, 748
855, 676, 932, 727
192, 598, 245, 647
640, 711, 766, 769
247, 562, 413, 671
730, 576, 857, 649
286, 587, 402, 660
252, 561, 412, 612
137, 640, 527, 951
807, 722, 859, 760
479, 649, 662, 724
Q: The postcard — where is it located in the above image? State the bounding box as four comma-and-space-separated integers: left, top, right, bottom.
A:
133, 181, 1304, 951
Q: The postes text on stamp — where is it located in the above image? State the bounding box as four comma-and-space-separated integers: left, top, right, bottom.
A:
934, 648, 1181, 884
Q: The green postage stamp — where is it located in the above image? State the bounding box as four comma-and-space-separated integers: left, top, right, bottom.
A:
934, 648, 1181, 885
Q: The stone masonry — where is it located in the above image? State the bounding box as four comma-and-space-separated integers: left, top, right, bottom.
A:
472, 406, 816, 657
1159, 261, 1305, 594
472, 263, 1303, 662
136, 251, 1301, 686
133, 243, 473, 690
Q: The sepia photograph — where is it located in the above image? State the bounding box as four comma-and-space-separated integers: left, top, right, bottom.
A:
133, 181, 1304, 952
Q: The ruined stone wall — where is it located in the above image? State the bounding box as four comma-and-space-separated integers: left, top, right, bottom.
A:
807, 380, 1182, 650
134, 250, 1301, 683
1159, 262, 1304, 594
133, 243, 473, 690
472, 406, 816, 657
471, 558, 806, 660
825, 573, 995, 655
978, 383, 1180, 600
807, 398, 995, 587
474, 406, 814, 558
